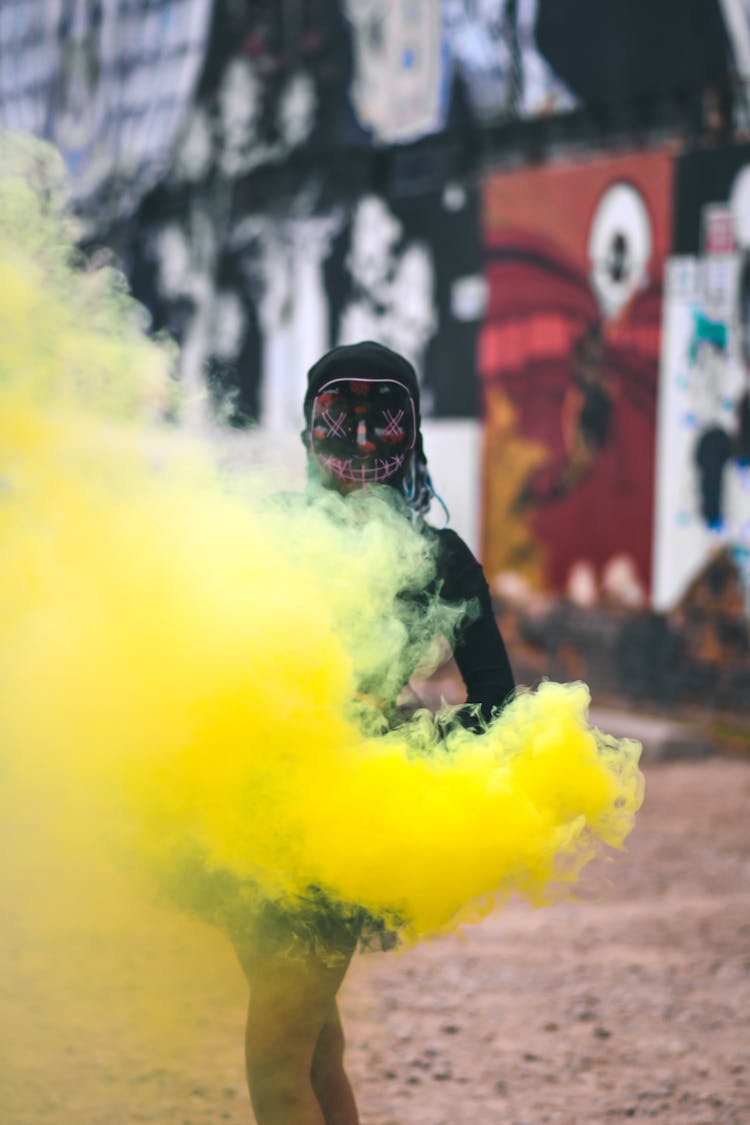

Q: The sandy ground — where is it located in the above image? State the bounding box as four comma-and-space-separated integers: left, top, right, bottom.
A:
2, 755, 749, 1124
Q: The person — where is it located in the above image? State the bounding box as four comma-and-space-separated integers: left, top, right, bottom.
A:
232, 340, 515, 1124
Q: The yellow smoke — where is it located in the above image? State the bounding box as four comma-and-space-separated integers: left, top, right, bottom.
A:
0, 133, 643, 971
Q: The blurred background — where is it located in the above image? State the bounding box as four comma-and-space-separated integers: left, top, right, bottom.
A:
2, 0, 749, 737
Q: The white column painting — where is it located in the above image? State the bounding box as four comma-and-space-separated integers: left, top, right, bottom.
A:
654, 253, 750, 609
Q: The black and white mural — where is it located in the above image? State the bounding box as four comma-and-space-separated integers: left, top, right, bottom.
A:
128, 176, 483, 429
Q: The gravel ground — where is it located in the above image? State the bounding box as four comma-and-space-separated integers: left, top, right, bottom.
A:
2, 757, 749, 1124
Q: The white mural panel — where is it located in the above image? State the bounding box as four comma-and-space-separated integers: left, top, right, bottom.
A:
654, 256, 750, 609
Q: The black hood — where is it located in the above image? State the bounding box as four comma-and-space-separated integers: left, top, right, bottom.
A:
303, 341, 422, 436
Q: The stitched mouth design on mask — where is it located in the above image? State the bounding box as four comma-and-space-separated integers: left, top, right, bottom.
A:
318, 452, 407, 483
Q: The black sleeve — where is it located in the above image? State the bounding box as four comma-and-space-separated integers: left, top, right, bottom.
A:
435, 529, 515, 723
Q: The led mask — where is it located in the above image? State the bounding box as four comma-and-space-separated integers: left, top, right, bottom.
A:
309, 377, 417, 486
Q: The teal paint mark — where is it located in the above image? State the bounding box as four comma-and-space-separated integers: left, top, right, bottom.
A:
688, 309, 728, 365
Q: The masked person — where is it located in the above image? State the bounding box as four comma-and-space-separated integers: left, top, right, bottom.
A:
233, 341, 515, 1125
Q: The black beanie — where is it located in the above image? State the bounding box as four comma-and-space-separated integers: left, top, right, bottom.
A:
303, 341, 422, 433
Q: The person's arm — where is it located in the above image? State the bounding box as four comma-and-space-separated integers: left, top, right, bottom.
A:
435, 529, 515, 726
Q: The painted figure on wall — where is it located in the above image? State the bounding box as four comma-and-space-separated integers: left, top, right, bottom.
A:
480, 151, 672, 600
735, 251, 750, 465
687, 312, 733, 529
655, 147, 750, 610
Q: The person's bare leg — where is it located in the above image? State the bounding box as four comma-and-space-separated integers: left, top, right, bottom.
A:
235, 941, 357, 1125
311, 1001, 359, 1125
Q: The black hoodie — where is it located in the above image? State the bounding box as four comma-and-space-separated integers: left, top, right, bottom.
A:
303, 341, 515, 723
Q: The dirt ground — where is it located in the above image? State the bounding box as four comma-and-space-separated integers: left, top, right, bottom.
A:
2, 755, 749, 1124
345, 755, 750, 1124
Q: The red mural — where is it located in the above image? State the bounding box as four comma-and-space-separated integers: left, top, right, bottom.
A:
479, 150, 673, 600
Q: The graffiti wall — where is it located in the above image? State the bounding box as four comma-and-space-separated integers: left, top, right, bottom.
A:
4, 2, 747, 583
654, 146, 750, 610
0, 0, 739, 240
0, 0, 214, 230
479, 150, 673, 598
7, 0, 732, 237
344, 0, 578, 140
127, 178, 483, 422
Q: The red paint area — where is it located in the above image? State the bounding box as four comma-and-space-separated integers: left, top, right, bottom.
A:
479, 152, 673, 595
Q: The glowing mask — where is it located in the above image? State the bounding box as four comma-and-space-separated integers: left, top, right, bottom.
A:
309, 377, 417, 486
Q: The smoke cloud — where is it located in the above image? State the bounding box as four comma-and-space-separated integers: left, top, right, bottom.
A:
0, 132, 643, 978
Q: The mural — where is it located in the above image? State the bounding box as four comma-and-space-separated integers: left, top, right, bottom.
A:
0, 0, 213, 229
129, 183, 341, 429
479, 150, 673, 598
343, 0, 444, 142
654, 146, 750, 610
0, 0, 739, 240
0, 0, 592, 238
342, 0, 578, 143
342, 0, 732, 137
326, 183, 484, 418
127, 175, 483, 429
